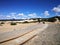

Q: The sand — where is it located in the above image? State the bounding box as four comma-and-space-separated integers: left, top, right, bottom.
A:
23, 23, 60, 45
0, 22, 37, 33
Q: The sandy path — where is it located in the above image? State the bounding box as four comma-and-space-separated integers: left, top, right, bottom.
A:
0, 23, 48, 45
0, 23, 42, 43
23, 23, 60, 45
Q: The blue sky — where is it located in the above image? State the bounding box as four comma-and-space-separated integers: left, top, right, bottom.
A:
0, 0, 60, 19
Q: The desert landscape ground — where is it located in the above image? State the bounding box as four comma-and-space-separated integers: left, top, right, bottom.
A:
0, 0, 60, 45
0, 21, 60, 45
23, 23, 60, 45
0, 22, 37, 33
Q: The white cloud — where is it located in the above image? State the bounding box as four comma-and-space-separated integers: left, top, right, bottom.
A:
0, 12, 42, 19
6, 15, 11, 18
28, 13, 42, 18
44, 11, 50, 16
0, 14, 8, 19
22, 15, 29, 19
6, 15, 17, 19
28, 13, 37, 18
37, 16, 41, 18
10, 12, 17, 19
52, 5, 60, 12
18, 13, 24, 16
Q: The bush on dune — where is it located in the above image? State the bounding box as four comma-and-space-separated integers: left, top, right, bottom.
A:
1, 22, 5, 24
23, 21, 29, 23
10, 22, 17, 25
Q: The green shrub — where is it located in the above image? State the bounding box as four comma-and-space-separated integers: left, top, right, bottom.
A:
10, 22, 17, 25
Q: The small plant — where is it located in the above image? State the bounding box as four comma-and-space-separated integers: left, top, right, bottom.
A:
1, 22, 5, 24
23, 21, 29, 23
37, 19, 40, 23
10, 22, 17, 25
43, 21, 45, 24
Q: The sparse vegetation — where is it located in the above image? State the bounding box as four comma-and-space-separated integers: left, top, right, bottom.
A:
48, 18, 56, 22
43, 21, 45, 24
37, 18, 40, 23
23, 21, 29, 23
10, 22, 17, 25
1, 22, 5, 24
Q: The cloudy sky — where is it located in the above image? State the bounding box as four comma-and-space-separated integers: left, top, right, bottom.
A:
0, 0, 60, 19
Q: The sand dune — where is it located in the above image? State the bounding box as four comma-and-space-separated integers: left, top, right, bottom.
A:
0, 23, 37, 33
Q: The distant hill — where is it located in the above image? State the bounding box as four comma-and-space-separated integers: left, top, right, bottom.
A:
48, 16, 60, 22
30, 16, 60, 22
